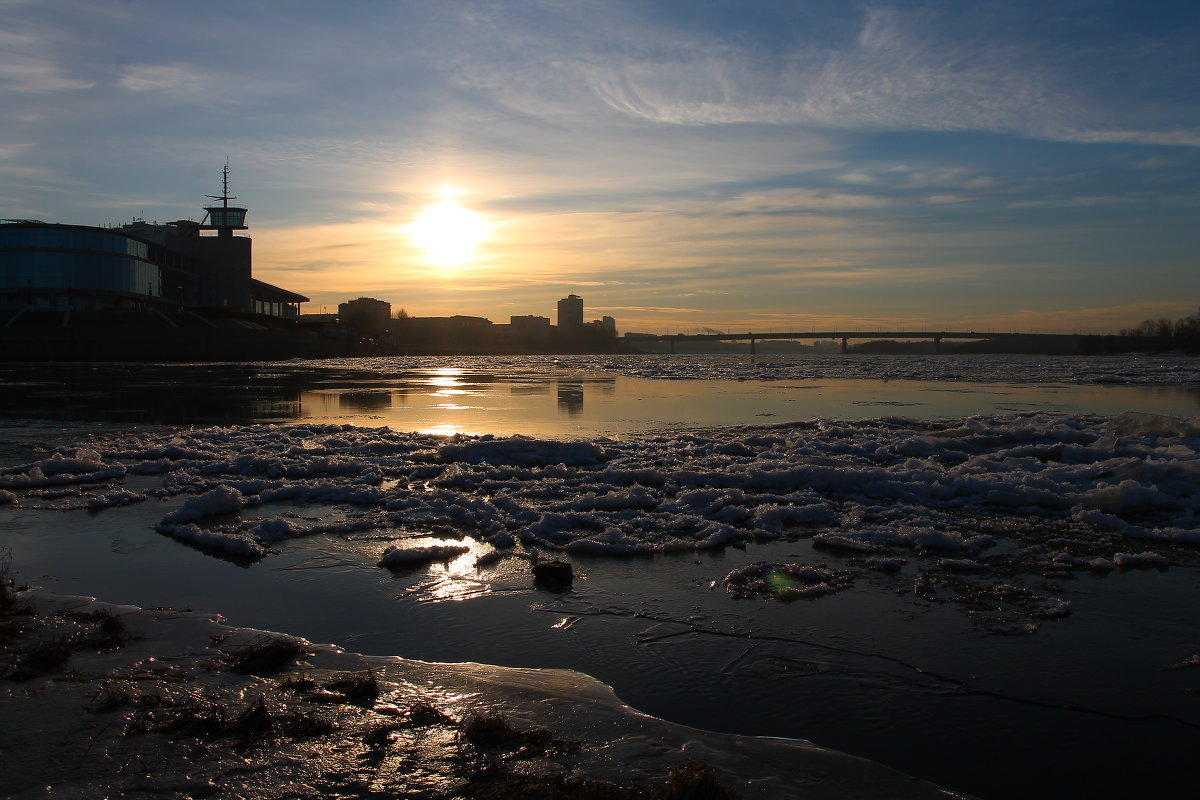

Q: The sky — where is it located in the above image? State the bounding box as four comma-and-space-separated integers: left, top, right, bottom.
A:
2, 0, 1198, 335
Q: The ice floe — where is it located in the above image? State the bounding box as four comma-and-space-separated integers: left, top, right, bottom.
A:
0, 448, 126, 488
2, 408, 1197, 628
723, 561, 854, 601
378, 543, 472, 567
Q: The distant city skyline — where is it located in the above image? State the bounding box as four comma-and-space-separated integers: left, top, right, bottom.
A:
3, 0, 1198, 334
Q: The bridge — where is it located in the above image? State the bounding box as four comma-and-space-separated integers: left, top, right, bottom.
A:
629, 330, 1082, 354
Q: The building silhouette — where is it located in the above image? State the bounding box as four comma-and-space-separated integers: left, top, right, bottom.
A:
590, 315, 617, 336
557, 293, 584, 331
0, 167, 326, 361
307, 293, 618, 354
338, 297, 391, 337
0, 165, 306, 320
509, 315, 551, 344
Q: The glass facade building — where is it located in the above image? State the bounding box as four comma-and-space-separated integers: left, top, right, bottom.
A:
0, 222, 304, 318
0, 224, 187, 311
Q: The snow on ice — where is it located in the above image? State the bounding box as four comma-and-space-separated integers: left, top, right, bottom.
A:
3, 409, 1198, 627
378, 543, 472, 567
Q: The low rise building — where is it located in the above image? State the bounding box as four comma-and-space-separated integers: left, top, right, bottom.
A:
338, 297, 392, 337
509, 314, 551, 343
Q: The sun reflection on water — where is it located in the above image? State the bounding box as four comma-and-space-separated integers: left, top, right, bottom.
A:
421, 423, 466, 436
427, 368, 464, 389
393, 539, 500, 603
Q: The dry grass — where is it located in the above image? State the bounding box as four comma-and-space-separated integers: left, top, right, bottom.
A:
129, 695, 227, 738
323, 668, 380, 705
0, 553, 12, 614
664, 761, 741, 799
229, 694, 274, 738
12, 637, 73, 678
217, 636, 310, 676
277, 672, 317, 692
460, 765, 657, 799
125, 691, 336, 746
88, 682, 143, 712
459, 711, 579, 758
66, 609, 131, 649
458, 759, 741, 799
363, 721, 405, 750
0, 549, 32, 617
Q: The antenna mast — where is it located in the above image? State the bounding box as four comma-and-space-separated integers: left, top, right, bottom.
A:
201, 161, 248, 236
205, 161, 238, 210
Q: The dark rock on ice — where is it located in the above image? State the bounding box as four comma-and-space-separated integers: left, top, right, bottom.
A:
532, 559, 574, 588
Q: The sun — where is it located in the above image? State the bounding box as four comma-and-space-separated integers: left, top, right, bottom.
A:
405, 198, 489, 267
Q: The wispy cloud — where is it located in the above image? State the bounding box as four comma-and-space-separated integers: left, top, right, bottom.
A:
1007, 195, 1143, 209
119, 64, 209, 94
456, 3, 1200, 148
926, 194, 968, 205
712, 189, 892, 213
594, 305, 705, 314
1064, 129, 1200, 148
0, 26, 93, 93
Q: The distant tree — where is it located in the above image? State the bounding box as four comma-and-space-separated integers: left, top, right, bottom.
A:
1173, 309, 1200, 351
1117, 307, 1200, 353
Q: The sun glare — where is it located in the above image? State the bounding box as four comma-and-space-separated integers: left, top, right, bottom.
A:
406, 198, 488, 267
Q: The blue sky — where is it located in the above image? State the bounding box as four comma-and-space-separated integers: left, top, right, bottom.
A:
3, 0, 1198, 333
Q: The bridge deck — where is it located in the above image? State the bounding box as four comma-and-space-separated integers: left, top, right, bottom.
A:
637, 331, 1077, 342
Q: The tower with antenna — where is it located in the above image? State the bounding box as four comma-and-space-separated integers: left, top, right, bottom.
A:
202, 162, 248, 237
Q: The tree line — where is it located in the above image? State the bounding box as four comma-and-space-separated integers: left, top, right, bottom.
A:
1111, 308, 1200, 353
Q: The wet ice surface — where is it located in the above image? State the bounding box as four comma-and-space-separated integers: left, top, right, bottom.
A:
2, 354, 1200, 799
3, 593, 956, 800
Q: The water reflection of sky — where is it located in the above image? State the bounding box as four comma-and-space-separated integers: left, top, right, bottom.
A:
1, 361, 1198, 436
297, 374, 1200, 437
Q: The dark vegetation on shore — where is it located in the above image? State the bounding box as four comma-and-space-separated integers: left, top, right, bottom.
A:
854, 309, 1200, 355
1111, 308, 1200, 353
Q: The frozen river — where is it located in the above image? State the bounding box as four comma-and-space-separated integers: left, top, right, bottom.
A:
2, 353, 1200, 799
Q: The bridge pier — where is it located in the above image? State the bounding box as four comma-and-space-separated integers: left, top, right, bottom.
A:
840, 337, 848, 354
669, 336, 676, 355
934, 337, 942, 354
749, 334, 756, 355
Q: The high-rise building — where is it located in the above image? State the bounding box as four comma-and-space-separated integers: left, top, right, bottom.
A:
557, 293, 584, 330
